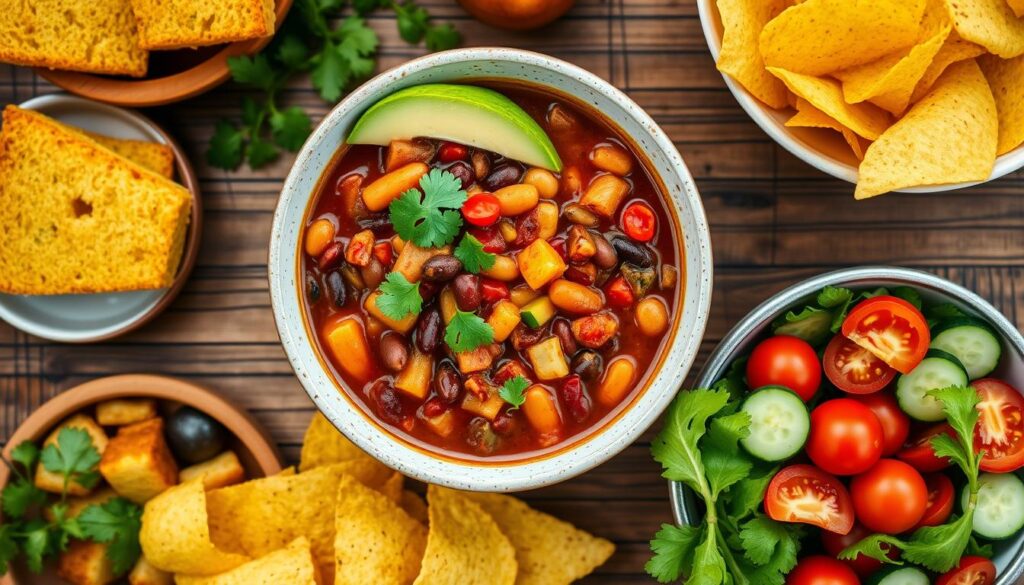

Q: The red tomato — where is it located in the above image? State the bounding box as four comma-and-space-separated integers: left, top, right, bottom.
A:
897, 423, 957, 473
821, 523, 898, 578
468, 226, 506, 253
913, 473, 955, 530
807, 399, 883, 476
462, 193, 501, 227
823, 334, 897, 394
766, 465, 854, 535
972, 378, 1024, 473
372, 241, 393, 266
853, 391, 910, 456
786, 555, 860, 585
621, 202, 656, 242
604, 276, 634, 309
937, 556, 997, 585
746, 336, 823, 401
480, 278, 510, 303
438, 141, 468, 163
850, 459, 928, 534
841, 296, 930, 374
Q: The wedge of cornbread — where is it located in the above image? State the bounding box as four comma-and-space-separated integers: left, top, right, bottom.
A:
130, 0, 276, 50
0, 0, 148, 77
87, 132, 175, 178
0, 106, 191, 295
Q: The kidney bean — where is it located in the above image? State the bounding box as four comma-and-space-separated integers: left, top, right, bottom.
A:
447, 161, 475, 188
318, 242, 344, 270
422, 397, 448, 418
422, 255, 463, 282
466, 417, 498, 454
591, 233, 618, 269
512, 208, 541, 247
339, 263, 365, 290
438, 142, 468, 163
492, 410, 515, 436
356, 213, 393, 234
469, 226, 507, 253
453, 274, 481, 311
510, 324, 544, 351
306, 273, 321, 303
419, 281, 440, 303
433, 362, 463, 404
370, 380, 405, 425
612, 236, 655, 267
360, 257, 386, 290
560, 375, 591, 423
572, 351, 604, 382
548, 237, 568, 261
380, 333, 410, 372
551, 318, 578, 356
416, 307, 442, 353
564, 203, 600, 227
325, 271, 347, 307
483, 163, 523, 191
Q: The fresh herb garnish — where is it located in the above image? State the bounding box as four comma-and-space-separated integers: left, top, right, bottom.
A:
454, 234, 496, 274
498, 376, 530, 410
78, 498, 143, 575
444, 310, 494, 353
376, 272, 422, 320
390, 169, 468, 248
40, 428, 102, 493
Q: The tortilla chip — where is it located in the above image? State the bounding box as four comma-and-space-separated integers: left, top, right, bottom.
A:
855, 60, 997, 199
768, 68, 892, 139
943, 0, 1024, 58
379, 471, 404, 502
412, 485, 517, 585
299, 412, 373, 471
464, 492, 615, 585
716, 0, 791, 108
176, 538, 319, 585
786, 99, 869, 159
910, 33, 988, 102
333, 476, 427, 585
1009, 0, 1024, 16
979, 53, 1024, 154
139, 479, 249, 575
399, 490, 429, 525
759, 0, 926, 76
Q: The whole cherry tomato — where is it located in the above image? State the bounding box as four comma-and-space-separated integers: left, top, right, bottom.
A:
851, 459, 928, 534
913, 473, 955, 530
766, 465, 854, 535
621, 202, 656, 242
972, 378, 1024, 473
853, 391, 910, 456
897, 423, 957, 473
823, 334, 896, 394
806, 398, 883, 476
438, 141, 468, 163
785, 555, 860, 585
841, 296, 930, 374
746, 335, 822, 401
937, 556, 997, 585
822, 522, 899, 578
462, 193, 501, 227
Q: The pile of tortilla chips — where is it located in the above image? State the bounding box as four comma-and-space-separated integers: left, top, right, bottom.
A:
716, 0, 1024, 199
138, 413, 615, 584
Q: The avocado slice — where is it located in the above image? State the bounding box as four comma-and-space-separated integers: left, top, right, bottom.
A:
348, 84, 563, 171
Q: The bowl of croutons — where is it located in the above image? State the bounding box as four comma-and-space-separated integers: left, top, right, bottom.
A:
0, 374, 282, 585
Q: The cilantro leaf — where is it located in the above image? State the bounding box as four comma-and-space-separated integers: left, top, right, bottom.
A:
647, 523, 704, 583
928, 385, 981, 453
426, 24, 461, 51
498, 376, 530, 410
817, 285, 853, 309
771, 306, 833, 347
338, 16, 379, 55
395, 2, 429, 43
390, 169, 467, 248
376, 272, 422, 321
1, 479, 46, 519
247, 137, 279, 168
312, 40, 349, 102
275, 35, 310, 70
725, 465, 778, 520
444, 310, 494, 352
241, 96, 261, 127
927, 303, 967, 322
738, 516, 799, 570
454, 235, 496, 274
892, 286, 923, 310
79, 498, 142, 576
353, 0, 383, 13
40, 428, 101, 494
650, 388, 731, 494
690, 525, 728, 585
270, 106, 312, 151
207, 120, 244, 170
20, 520, 51, 574
0, 524, 18, 576
10, 441, 39, 473
710, 358, 748, 402
702, 411, 753, 499
967, 535, 994, 558
228, 54, 276, 91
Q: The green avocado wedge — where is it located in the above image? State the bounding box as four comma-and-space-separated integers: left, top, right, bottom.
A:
348, 84, 563, 172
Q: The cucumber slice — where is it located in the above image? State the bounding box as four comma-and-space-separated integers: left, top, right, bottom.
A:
963, 472, 1024, 540
740, 386, 810, 462
930, 317, 1002, 380
896, 349, 969, 421
867, 566, 930, 585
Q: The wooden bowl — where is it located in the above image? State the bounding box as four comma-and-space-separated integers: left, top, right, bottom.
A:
36, 0, 293, 107
0, 374, 283, 584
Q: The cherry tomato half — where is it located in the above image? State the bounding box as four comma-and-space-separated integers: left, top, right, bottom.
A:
766, 465, 854, 535
913, 473, 955, 530
937, 556, 997, 585
897, 423, 957, 473
746, 335, 823, 402
823, 334, 897, 395
438, 141, 468, 163
462, 193, 501, 227
821, 523, 898, 578
807, 398, 883, 476
851, 459, 927, 535
621, 202, 656, 242
853, 391, 911, 456
972, 378, 1024, 473
480, 278, 510, 303
786, 555, 860, 585
841, 295, 930, 374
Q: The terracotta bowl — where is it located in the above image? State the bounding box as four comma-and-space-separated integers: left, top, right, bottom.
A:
0, 374, 283, 584
37, 0, 293, 107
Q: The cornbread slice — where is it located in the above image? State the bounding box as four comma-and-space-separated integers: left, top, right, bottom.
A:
0, 0, 147, 77
87, 133, 175, 178
0, 106, 191, 295
130, 0, 276, 50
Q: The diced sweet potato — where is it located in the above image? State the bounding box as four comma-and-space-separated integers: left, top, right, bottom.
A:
456, 344, 501, 374
579, 174, 629, 218
392, 243, 451, 283
323, 317, 377, 381
96, 399, 158, 426
128, 556, 173, 585
461, 376, 505, 420
486, 300, 522, 343
36, 414, 109, 496
394, 350, 434, 400
516, 239, 566, 290
98, 418, 177, 503
385, 139, 437, 172
571, 312, 620, 349
179, 451, 246, 490
57, 540, 115, 585
363, 290, 417, 334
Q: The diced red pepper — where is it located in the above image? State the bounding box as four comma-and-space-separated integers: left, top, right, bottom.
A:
438, 141, 468, 163
480, 278, 511, 303
469, 226, 507, 253
605, 276, 635, 309
373, 242, 394, 266
560, 375, 591, 423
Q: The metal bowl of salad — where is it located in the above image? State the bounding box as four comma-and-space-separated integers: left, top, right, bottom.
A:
657, 266, 1024, 585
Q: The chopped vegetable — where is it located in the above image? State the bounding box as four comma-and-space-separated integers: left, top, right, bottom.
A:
486, 300, 522, 343
392, 242, 451, 283
526, 337, 570, 381
323, 318, 375, 381
520, 297, 556, 329
394, 350, 434, 399
364, 290, 418, 334
461, 375, 505, 419
516, 239, 567, 290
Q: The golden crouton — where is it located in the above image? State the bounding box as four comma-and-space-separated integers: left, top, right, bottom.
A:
99, 418, 177, 503
43, 487, 117, 523
179, 451, 246, 490
96, 399, 158, 426
57, 540, 115, 585
128, 555, 173, 585
35, 414, 109, 496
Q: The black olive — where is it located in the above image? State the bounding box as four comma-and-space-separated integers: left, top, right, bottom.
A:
165, 406, 228, 464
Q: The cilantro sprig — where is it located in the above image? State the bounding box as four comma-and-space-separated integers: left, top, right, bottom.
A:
444, 310, 494, 353
454, 234, 496, 274
376, 272, 422, 321
498, 376, 530, 410
390, 169, 468, 248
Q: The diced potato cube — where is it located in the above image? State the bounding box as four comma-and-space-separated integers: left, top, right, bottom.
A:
179, 451, 246, 490
393, 243, 450, 283
363, 290, 417, 334
128, 556, 173, 585
440, 287, 458, 324
323, 317, 376, 381
486, 300, 522, 343
58, 540, 115, 585
98, 418, 178, 504
456, 344, 500, 374
579, 174, 629, 218
517, 239, 567, 290
96, 399, 158, 426
461, 376, 505, 420
421, 409, 456, 438
36, 414, 109, 496
526, 337, 570, 380
394, 350, 434, 400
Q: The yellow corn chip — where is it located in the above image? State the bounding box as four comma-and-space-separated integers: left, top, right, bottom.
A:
759, 0, 926, 76
333, 475, 427, 585
299, 412, 373, 471
855, 60, 997, 199
139, 479, 249, 575
943, 0, 1024, 58
413, 485, 517, 585
786, 100, 869, 159
768, 68, 892, 139
176, 538, 320, 585
910, 33, 988, 103
379, 471, 404, 502
716, 0, 791, 108
400, 490, 429, 525
464, 492, 615, 585
979, 54, 1024, 154
1009, 0, 1024, 17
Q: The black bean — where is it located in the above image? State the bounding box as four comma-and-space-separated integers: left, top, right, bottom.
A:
422, 255, 463, 282
483, 163, 523, 191
433, 362, 463, 404
325, 271, 347, 307
611, 236, 654, 267
306, 273, 321, 303
453, 274, 481, 311
416, 307, 442, 353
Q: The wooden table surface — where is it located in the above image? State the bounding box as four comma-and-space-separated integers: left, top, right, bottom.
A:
3, 1, 1024, 582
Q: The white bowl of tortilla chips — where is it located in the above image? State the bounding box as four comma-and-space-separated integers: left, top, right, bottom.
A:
699, 0, 1024, 199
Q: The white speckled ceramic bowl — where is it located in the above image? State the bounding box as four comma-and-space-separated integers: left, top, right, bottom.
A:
269, 48, 714, 491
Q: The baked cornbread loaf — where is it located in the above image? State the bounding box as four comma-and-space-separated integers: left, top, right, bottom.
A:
0, 106, 191, 295
87, 132, 175, 178
0, 0, 148, 77
130, 0, 276, 50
